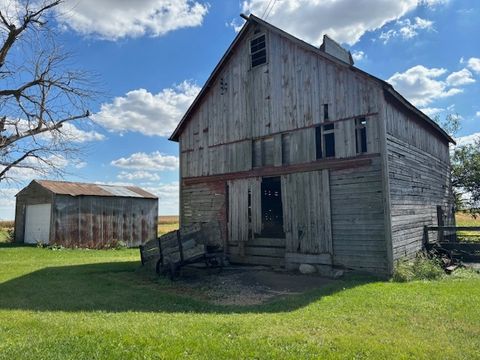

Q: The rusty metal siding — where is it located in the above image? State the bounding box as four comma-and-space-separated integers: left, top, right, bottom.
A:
50, 195, 158, 248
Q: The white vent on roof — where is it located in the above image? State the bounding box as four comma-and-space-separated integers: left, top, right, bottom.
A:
320, 35, 354, 65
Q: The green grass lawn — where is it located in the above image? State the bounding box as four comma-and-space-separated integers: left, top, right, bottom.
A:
0, 245, 479, 359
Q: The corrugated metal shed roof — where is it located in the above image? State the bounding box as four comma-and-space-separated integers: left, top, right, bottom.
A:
34, 180, 158, 199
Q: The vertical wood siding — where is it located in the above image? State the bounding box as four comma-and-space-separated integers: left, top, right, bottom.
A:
227, 177, 262, 244
281, 170, 332, 254
179, 24, 383, 178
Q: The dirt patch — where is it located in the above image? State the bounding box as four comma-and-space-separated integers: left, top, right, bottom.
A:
165, 265, 335, 306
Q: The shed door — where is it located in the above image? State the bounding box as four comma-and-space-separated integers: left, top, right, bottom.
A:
25, 204, 51, 244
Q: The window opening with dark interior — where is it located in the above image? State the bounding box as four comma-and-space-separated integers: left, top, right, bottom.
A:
250, 34, 266, 68
355, 117, 367, 154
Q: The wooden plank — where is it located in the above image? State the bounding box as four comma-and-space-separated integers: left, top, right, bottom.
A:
247, 237, 286, 247
228, 254, 284, 267
184, 155, 377, 185
285, 252, 332, 265
229, 245, 285, 258
428, 226, 480, 231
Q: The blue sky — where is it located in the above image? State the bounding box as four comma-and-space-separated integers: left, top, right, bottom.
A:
1, 0, 479, 219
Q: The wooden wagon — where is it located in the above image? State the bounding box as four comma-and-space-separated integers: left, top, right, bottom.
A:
140, 222, 224, 279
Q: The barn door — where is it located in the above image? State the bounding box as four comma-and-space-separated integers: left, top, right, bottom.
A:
260, 177, 284, 237
281, 170, 332, 254
24, 203, 51, 244
227, 178, 261, 244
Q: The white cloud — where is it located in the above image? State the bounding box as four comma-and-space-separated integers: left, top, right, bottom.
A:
93, 81, 200, 137
111, 152, 179, 171
467, 57, 480, 74
60, 123, 105, 143
1, 154, 69, 180
4, 119, 105, 144
0, 187, 18, 220
455, 132, 480, 147
380, 17, 433, 43
446, 68, 476, 86
387, 65, 464, 107
57, 0, 208, 40
241, 0, 443, 45
117, 171, 161, 182
476, 111, 480, 117
351, 50, 365, 62
144, 182, 179, 215
420, 107, 444, 117
75, 161, 87, 169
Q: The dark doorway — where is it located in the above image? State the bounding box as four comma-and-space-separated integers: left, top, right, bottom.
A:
261, 177, 284, 238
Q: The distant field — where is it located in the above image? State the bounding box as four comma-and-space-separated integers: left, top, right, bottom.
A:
456, 212, 480, 226
0, 221, 13, 243
456, 212, 480, 242
158, 215, 179, 236
1, 213, 477, 242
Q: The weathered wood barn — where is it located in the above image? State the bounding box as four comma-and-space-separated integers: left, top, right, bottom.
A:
14, 180, 158, 248
169, 15, 455, 275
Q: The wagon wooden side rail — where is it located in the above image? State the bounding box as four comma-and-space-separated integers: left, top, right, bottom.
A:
424, 225, 480, 262
139, 221, 224, 278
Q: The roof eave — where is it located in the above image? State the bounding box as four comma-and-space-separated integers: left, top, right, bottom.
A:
382, 85, 456, 145
169, 16, 254, 142
169, 14, 455, 146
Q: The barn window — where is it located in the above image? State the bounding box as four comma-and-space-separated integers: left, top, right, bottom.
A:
250, 34, 267, 68
262, 137, 274, 166
252, 136, 274, 167
281, 133, 290, 165
355, 118, 367, 154
253, 139, 262, 167
323, 104, 329, 121
323, 123, 335, 157
315, 123, 335, 159
315, 126, 322, 159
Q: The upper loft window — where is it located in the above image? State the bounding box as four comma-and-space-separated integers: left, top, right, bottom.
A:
250, 34, 267, 68
355, 118, 367, 154
253, 136, 274, 167
316, 123, 336, 159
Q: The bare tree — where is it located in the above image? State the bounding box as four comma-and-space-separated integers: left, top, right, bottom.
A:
0, 0, 93, 183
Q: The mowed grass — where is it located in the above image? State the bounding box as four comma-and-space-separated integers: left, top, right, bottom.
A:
158, 215, 179, 235
0, 245, 479, 359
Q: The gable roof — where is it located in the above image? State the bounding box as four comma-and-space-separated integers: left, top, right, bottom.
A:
19, 180, 158, 199
169, 14, 454, 144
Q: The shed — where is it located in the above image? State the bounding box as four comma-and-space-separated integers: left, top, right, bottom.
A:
169, 15, 455, 275
14, 180, 158, 248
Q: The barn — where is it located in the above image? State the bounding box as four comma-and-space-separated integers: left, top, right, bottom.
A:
169, 14, 456, 275
14, 180, 158, 248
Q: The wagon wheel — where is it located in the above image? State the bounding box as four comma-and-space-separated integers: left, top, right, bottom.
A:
155, 258, 163, 275
167, 261, 179, 281
205, 256, 218, 268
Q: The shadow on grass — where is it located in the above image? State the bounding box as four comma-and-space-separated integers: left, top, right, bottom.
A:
0, 261, 377, 314
0, 242, 36, 248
